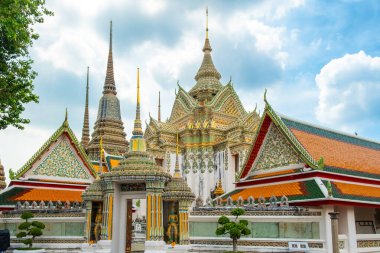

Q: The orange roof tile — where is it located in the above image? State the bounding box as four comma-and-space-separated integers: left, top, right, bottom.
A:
228, 181, 304, 201
291, 129, 380, 175
12, 188, 83, 202
334, 181, 380, 198
109, 158, 121, 168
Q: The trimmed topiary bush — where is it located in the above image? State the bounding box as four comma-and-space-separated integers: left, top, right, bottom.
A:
215, 208, 251, 252
16, 212, 45, 249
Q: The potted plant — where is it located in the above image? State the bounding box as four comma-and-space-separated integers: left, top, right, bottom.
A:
14, 211, 46, 253
215, 208, 251, 253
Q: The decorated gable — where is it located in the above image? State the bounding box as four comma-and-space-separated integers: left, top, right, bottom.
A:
24, 134, 93, 182
14, 117, 95, 183
248, 122, 304, 177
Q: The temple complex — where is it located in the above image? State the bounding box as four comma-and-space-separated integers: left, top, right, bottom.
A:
1, 8, 380, 253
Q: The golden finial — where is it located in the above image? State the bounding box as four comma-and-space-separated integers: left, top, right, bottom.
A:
206, 7, 209, 39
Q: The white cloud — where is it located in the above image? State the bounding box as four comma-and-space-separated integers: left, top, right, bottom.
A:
0, 126, 52, 184
316, 51, 380, 131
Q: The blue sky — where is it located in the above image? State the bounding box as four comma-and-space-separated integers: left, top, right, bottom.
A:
1, 0, 380, 179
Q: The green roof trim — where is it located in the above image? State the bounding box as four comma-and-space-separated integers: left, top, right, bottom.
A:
282, 117, 380, 151
0, 187, 27, 205
220, 180, 325, 204
14, 118, 96, 179
321, 180, 380, 204
325, 166, 380, 180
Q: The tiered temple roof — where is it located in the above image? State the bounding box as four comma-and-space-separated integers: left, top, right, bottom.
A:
218, 92, 380, 207
0, 112, 95, 210
145, 12, 260, 158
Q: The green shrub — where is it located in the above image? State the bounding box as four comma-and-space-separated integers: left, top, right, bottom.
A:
16, 211, 45, 248
215, 208, 251, 252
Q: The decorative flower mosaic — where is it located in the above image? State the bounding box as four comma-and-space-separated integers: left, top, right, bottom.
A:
32, 138, 90, 179
255, 124, 303, 171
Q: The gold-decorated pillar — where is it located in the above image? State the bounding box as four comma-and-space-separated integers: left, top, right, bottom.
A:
146, 181, 165, 241
179, 200, 191, 245
84, 201, 92, 242
101, 181, 114, 240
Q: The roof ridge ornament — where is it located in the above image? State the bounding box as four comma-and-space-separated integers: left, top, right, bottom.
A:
63, 108, 69, 127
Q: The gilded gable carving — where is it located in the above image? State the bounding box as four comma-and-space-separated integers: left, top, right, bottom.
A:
169, 100, 188, 122
32, 137, 90, 179
254, 124, 303, 171
218, 96, 244, 117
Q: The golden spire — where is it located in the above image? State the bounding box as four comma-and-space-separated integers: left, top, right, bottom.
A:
158, 91, 161, 122
174, 133, 181, 178
130, 67, 146, 152
132, 67, 143, 136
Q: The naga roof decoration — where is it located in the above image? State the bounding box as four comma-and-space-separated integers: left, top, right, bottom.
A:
14, 112, 96, 180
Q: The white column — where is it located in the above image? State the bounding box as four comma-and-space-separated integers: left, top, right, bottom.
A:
346, 206, 358, 253
323, 205, 334, 253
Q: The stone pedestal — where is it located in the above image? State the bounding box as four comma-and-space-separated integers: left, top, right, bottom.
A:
96, 240, 112, 253
81, 243, 98, 252
145, 240, 166, 253
166, 244, 190, 252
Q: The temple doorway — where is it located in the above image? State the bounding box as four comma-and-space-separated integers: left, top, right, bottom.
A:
125, 198, 146, 252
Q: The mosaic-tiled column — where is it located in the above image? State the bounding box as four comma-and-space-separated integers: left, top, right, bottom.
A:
84, 201, 92, 242
179, 200, 191, 245
146, 181, 165, 241
101, 181, 114, 240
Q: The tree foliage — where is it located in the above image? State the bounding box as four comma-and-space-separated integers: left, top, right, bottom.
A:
215, 208, 251, 252
16, 211, 46, 248
0, 0, 53, 129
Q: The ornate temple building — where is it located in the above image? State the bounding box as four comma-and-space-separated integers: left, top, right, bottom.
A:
144, 10, 260, 202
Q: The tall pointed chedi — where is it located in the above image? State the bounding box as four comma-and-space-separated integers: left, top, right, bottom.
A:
87, 21, 128, 160
81, 67, 90, 148
0, 159, 6, 190
189, 7, 222, 102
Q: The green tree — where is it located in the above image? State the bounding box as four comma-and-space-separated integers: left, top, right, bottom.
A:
215, 208, 251, 252
0, 0, 53, 130
16, 211, 45, 248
